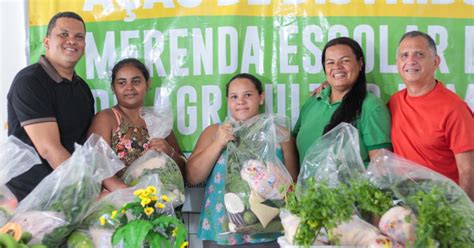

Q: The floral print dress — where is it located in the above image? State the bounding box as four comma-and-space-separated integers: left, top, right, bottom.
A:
111, 107, 150, 178
198, 148, 284, 245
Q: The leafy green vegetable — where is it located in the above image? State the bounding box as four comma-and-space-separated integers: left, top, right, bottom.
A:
138, 166, 185, 194
350, 179, 394, 217
43, 176, 100, 247
286, 178, 354, 246
124, 155, 185, 207
406, 184, 474, 248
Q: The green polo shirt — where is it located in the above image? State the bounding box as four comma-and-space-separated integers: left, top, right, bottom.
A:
293, 87, 391, 166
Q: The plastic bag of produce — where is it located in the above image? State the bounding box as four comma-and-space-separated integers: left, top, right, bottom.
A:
83, 174, 174, 248
285, 123, 389, 246
82, 188, 135, 248
0, 136, 41, 184
122, 104, 185, 208
297, 122, 366, 191
122, 150, 184, 207
331, 215, 402, 247
378, 206, 417, 245
0, 136, 41, 226
279, 208, 328, 246
66, 229, 94, 248
368, 150, 474, 247
223, 113, 292, 235
11, 134, 123, 247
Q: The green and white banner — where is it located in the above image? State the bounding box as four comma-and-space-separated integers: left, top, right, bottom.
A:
28, 0, 474, 152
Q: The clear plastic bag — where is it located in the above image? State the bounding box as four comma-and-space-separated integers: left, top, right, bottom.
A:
0, 136, 41, 226
223, 113, 292, 234
140, 104, 173, 139
84, 174, 174, 248
331, 215, 402, 247
122, 104, 185, 207
83, 186, 135, 248
122, 150, 185, 207
11, 134, 124, 247
377, 205, 416, 245
285, 123, 374, 246
368, 150, 474, 247
297, 122, 366, 191
0, 136, 41, 184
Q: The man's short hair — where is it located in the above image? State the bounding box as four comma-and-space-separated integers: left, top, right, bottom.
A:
399, 31, 437, 55
46, 12, 86, 36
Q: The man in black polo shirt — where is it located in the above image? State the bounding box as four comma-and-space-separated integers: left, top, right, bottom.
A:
7, 12, 94, 201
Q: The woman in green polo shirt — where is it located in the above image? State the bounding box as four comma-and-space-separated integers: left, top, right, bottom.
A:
293, 37, 391, 166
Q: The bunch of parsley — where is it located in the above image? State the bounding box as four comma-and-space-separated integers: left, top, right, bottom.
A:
286, 178, 354, 246
406, 184, 474, 248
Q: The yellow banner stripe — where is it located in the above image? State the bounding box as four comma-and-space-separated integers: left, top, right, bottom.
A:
29, 0, 473, 26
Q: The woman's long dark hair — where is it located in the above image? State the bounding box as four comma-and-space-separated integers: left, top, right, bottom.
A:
322, 37, 367, 134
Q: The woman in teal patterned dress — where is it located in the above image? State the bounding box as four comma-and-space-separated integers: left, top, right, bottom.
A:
186, 73, 299, 247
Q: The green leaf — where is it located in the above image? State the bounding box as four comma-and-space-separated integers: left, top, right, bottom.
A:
150, 216, 188, 248
146, 231, 170, 248
112, 220, 153, 248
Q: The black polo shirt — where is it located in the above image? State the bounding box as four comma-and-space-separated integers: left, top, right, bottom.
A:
7, 55, 94, 201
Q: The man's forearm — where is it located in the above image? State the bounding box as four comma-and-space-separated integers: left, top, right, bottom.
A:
455, 150, 474, 201
43, 146, 71, 169
459, 175, 474, 201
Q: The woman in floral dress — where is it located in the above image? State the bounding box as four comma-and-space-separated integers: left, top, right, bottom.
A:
186, 73, 299, 247
87, 58, 186, 192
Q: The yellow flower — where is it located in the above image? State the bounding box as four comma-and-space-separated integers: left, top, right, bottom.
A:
144, 188, 152, 196
161, 195, 170, 202
156, 202, 165, 209
141, 197, 152, 207
144, 207, 154, 216
133, 189, 144, 196
99, 216, 106, 226
172, 227, 177, 237
180, 241, 188, 248
146, 186, 157, 194
111, 210, 118, 220
150, 195, 158, 202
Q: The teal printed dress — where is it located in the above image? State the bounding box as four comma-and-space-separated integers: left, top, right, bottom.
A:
198, 148, 284, 245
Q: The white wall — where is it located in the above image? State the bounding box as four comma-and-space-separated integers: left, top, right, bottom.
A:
0, 0, 27, 143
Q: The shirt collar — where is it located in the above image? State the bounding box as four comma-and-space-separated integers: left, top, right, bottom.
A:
316, 86, 331, 101
316, 86, 342, 105
38, 55, 77, 84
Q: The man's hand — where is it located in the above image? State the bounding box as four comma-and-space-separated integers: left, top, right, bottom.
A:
310, 80, 329, 96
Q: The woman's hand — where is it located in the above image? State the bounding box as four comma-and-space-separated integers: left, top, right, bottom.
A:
310, 80, 329, 96
214, 123, 235, 148
149, 138, 175, 157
